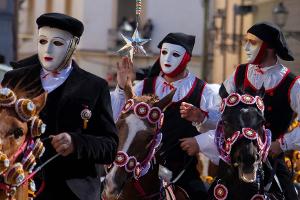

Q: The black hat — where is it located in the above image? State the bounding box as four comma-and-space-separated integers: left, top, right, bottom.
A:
247, 22, 294, 61
157, 33, 195, 55
36, 13, 84, 38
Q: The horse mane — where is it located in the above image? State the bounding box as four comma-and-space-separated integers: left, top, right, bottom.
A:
2, 75, 43, 99
133, 94, 159, 105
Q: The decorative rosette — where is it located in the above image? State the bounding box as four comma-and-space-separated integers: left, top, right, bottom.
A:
31, 117, 46, 137
250, 194, 265, 200
22, 151, 36, 173
134, 102, 150, 119
0, 88, 17, 107
255, 96, 264, 112
122, 99, 134, 114
4, 163, 25, 186
242, 128, 257, 140
241, 94, 255, 104
148, 107, 162, 124
226, 93, 240, 107
32, 139, 45, 158
80, 108, 92, 121
125, 156, 137, 172
15, 99, 36, 122
220, 99, 226, 113
0, 151, 9, 175
213, 183, 228, 200
114, 151, 128, 167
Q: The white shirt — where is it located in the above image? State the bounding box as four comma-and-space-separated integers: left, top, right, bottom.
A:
195, 62, 300, 165
110, 71, 221, 130
40, 63, 73, 93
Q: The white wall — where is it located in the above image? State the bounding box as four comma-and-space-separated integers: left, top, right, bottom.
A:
146, 0, 205, 56
79, 0, 114, 51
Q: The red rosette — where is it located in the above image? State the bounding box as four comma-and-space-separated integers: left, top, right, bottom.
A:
134, 163, 142, 180
242, 128, 257, 140
114, 151, 128, 167
220, 99, 226, 113
134, 102, 150, 119
255, 96, 265, 112
250, 194, 265, 200
148, 107, 162, 124
125, 156, 137, 172
226, 93, 241, 107
213, 183, 228, 200
122, 99, 134, 114
241, 94, 255, 105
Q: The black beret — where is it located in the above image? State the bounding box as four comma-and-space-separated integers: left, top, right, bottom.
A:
158, 32, 195, 55
36, 13, 84, 38
247, 22, 294, 61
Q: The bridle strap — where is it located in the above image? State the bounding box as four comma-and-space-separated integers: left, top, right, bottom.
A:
264, 158, 284, 194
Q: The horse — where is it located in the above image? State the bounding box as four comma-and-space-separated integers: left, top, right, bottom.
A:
207, 88, 285, 200
0, 86, 47, 200
102, 84, 189, 200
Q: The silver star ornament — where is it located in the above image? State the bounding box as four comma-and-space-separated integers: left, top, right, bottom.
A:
117, 27, 151, 61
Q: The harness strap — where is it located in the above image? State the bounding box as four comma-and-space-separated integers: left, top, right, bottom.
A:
264, 159, 283, 194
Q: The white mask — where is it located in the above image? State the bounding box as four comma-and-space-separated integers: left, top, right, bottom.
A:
38, 26, 73, 71
243, 33, 263, 63
160, 43, 186, 75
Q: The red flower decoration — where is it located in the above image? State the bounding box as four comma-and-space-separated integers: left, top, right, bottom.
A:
242, 128, 257, 140
125, 157, 137, 172
226, 93, 241, 107
214, 183, 228, 200
114, 151, 128, 167
256, 96, 264, 112
148, 107, 162, 124
241, 94, 255, 104
134, 102, 150, 119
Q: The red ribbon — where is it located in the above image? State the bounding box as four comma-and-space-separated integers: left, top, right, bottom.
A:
162, 82, 175, 92
42, 71, 60, 79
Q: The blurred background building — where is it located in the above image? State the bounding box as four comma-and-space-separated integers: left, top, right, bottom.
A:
206, 0, 300, 83
15, 0, 210, 88
0, 0, 299, 85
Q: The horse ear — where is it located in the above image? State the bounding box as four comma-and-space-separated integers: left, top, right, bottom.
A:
153, 89, 176, 111
32, 92, 47, 114
257, 84, 265, 98
219, 84, 229, 98
123, 79, 135, 100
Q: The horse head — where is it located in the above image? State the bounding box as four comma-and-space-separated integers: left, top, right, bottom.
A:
218, 86, 271, 183
103, 82, 175, 199
0, 86, 47, 199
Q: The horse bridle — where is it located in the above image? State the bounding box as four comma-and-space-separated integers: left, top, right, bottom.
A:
109, 99, 164, 180
213, 93, 273, 200
0, 88, 53, 198
216, 93, 271, 165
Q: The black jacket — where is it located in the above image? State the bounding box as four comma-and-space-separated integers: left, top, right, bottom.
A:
2, 61, 118, 200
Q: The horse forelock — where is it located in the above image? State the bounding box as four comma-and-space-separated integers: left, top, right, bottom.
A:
133, 94, 159, 106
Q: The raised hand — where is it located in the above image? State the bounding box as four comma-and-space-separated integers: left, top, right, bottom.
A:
116, 56, 134, 89
180, 102, 205, 123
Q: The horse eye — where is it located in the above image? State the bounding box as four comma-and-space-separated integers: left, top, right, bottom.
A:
13, 128, 24, 139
